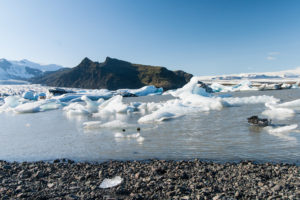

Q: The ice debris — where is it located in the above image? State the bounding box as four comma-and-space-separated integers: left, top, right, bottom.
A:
99, 176, 123, 189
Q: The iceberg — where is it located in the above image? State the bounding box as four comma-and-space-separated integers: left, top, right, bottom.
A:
170, 77, 213, 98
93, 95, 134, 118
22, 90, 36, 100
14, 99, 62, 113
210, 83, 233, 93
117, 85, 163, 96
262, 107, 295, 120
0, 96, 21, 111
138, 110, 178, 123
273, 99, 300, 110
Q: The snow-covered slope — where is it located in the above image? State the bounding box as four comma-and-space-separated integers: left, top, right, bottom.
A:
0, 58, 63, 81
198, 67, 300, 82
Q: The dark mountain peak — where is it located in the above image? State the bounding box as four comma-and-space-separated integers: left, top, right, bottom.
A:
105, 56, 113, 62
103, 56, 131, 65
79, 57, 93, 66
31, 57, 193, 90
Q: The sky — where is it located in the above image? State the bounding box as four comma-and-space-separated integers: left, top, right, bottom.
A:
0, 0, 300, 76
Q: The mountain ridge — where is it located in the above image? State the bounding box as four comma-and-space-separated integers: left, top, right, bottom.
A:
0, 58, 63, 80
31, 57, 193, 90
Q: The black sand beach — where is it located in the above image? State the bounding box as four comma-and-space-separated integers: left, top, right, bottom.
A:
0, 159, 299, 199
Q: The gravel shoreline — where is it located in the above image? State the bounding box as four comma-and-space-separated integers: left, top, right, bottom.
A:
0, 159, 299, 199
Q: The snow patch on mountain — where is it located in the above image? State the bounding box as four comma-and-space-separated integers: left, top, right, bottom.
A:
198, 67, 300, 82
0, 58, 63, 81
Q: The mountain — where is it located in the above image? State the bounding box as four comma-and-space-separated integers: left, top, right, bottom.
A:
31, 57, 193, 90
0, 58, 63, 80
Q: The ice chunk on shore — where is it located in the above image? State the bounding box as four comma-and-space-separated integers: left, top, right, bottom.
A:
99, 176, 123, 189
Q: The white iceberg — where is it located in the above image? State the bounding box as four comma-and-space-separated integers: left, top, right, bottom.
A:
117, 85, 163, 96
262, 107, 295, 120
14, 99, 62, 113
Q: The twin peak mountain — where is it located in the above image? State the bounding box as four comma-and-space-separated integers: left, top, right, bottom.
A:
32, 57, 193, 90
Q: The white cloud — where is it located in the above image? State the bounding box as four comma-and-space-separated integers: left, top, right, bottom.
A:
267, 56, 276, 60
266, 52, 280, 60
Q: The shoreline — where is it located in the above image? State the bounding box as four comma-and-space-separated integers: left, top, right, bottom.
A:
0, 159, 299, 199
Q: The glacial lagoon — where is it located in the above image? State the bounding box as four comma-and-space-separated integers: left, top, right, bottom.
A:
0, 89, 299, 164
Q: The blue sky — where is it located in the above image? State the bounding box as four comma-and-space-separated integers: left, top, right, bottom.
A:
0, 0, 300, 75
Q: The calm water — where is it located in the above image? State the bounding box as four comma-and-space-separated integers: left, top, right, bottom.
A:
0, 90, 300, 163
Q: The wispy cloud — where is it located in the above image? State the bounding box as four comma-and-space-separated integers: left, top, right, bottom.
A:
266, 52, 280, 60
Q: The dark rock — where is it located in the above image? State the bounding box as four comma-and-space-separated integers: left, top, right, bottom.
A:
3, 165, 11, 170
197, 81, 213, 93
48, 88, 71, 96
33, 171, 45, 179
247, 116, 271, 126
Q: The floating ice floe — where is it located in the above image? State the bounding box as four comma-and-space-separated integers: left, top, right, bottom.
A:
223, 95, 280, 106
99, 176, 123, 189
93, 95, 134, 118
0, 96, 21, 112
136, 78, 281, 123
261, 98, 300, 120
264, 124, 298, 142
272, 99, 300, 110
83, 120, 135, 129
63, 96, 104, 116
169, 77, 213, 97
210, 80, 258, 93
210, 83, 233, 93
117, 85, 163, 96
114, 132, 145, 144
14, 99, 63, 113
262, 107, 295, 120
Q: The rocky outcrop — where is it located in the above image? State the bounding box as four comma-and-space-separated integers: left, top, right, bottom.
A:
31, 57, 193, 90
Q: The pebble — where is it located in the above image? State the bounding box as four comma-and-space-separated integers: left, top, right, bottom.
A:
0, 160, 298, 199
